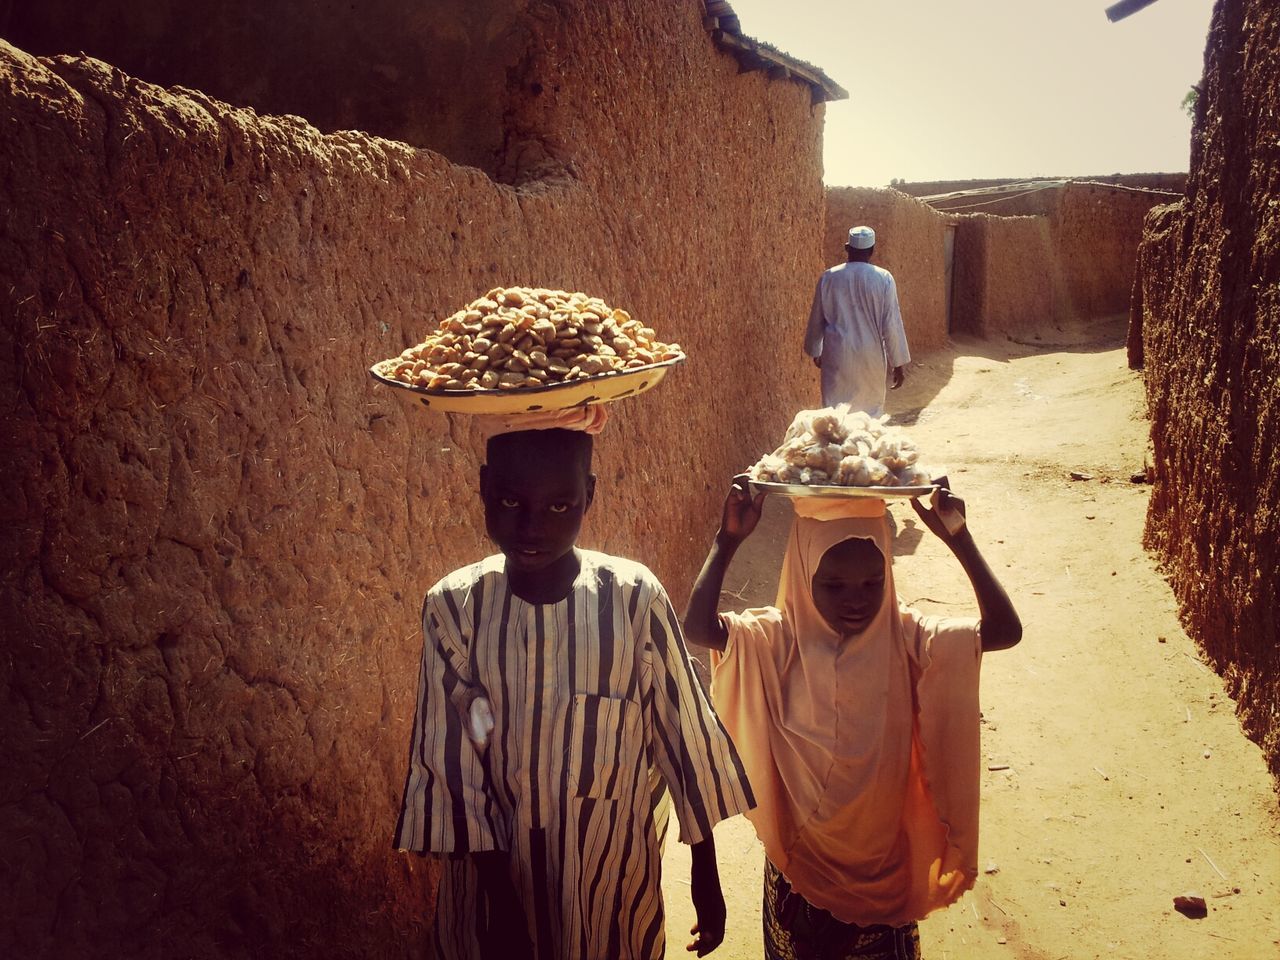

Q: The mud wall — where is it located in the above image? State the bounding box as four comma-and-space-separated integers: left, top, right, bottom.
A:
1038, 183, 1174, 321
1132, 0, 1279, 778
823, 187, 951, 352
0, 0, 541, 179
0, 4, 827, 956
822, 188, 1062, 341
949, 215, 1059, 337
928, 183, 1174, 321
893, 176, 1182, 326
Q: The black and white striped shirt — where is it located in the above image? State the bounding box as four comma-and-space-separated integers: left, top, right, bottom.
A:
395, 550, 754, 959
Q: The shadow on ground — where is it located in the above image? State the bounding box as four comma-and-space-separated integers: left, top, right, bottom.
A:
887, 314, 1129, 427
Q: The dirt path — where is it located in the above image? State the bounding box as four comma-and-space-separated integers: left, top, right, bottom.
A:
662, 317, 1280, 959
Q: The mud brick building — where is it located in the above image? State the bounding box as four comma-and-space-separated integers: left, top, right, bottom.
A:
0, 2, 843, 956
824, 176, 1186, 348
1131, 0, 1279, 781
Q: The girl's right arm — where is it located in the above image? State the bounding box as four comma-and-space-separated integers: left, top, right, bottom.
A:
683, 475, 766, 651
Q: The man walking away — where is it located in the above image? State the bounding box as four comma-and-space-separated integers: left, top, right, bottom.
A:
804, 225, 910, 416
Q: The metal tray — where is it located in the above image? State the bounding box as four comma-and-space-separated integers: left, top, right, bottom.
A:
369, 355, 684, 415
749, 480, 937, 500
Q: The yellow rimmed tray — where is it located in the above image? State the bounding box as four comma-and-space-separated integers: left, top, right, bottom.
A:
749, 480, 937, 500
370, 355, 685, 415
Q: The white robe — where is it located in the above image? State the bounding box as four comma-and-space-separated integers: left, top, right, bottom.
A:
805, 261, 911, 416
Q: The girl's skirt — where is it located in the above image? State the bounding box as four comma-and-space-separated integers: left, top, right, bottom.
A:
763, 860, 922, 960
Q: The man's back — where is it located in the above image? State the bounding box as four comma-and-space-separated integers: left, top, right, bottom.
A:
820, 260, 896, 317
805, 261, 910, 415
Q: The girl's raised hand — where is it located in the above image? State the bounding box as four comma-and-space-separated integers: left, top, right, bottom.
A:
910, 477, 967, 542
718, 474, 766, 545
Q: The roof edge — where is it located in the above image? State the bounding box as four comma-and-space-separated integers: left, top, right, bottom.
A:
703, 1, 848, 104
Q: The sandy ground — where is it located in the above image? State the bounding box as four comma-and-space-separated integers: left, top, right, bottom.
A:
662, 316, 1280, 959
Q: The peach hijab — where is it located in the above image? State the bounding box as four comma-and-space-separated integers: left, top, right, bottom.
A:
710, 497, 973, 926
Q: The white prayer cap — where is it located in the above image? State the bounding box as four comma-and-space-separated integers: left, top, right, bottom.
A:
847, 225, 876, 249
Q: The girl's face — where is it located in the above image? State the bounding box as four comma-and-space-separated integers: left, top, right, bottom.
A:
810, 538, 886, 636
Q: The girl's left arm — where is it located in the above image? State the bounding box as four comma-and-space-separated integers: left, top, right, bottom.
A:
683, 475, 766, 652
911, 485, 1022, 652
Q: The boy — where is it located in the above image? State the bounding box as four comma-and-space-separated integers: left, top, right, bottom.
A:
394, 428, 754, 959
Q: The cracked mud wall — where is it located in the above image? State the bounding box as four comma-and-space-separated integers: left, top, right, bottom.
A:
1133, 0, 1279, 779
0, 2, 826, 954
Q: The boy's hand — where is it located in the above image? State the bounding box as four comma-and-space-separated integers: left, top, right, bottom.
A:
688, 847, 726, 955
718, 474, 765, 546
910, 478, 967, 543
466, 695, 495, 751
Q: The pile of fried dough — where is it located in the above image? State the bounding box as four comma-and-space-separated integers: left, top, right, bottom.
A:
751, 406, 934, 487
375, 287, 684, 391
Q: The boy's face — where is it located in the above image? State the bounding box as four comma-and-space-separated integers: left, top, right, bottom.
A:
810, 538, 886, 636
481, 447, 595, 574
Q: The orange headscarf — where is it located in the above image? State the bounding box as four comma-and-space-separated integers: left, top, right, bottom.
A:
711, 497, 972, 925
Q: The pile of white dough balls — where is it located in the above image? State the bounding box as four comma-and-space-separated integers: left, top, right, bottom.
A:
750, 405, 934, 487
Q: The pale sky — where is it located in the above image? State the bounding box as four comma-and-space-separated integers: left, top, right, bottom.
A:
727, 0, 1215, 187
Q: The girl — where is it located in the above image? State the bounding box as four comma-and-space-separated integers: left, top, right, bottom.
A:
683, 476, 1021, 959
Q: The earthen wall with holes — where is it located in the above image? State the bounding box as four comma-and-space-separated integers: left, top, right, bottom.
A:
1132, 0, 1279, 781
0, 1, 828, 952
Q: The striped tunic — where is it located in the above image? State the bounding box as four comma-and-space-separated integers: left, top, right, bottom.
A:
394, 550, 754, 959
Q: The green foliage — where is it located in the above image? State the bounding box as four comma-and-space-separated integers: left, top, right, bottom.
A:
1181, 85, 1200, 119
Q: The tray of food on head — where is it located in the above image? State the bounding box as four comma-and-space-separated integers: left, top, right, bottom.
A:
370, 286, 685, 415
747, 406, 939, 500
749, 480, 937, 499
